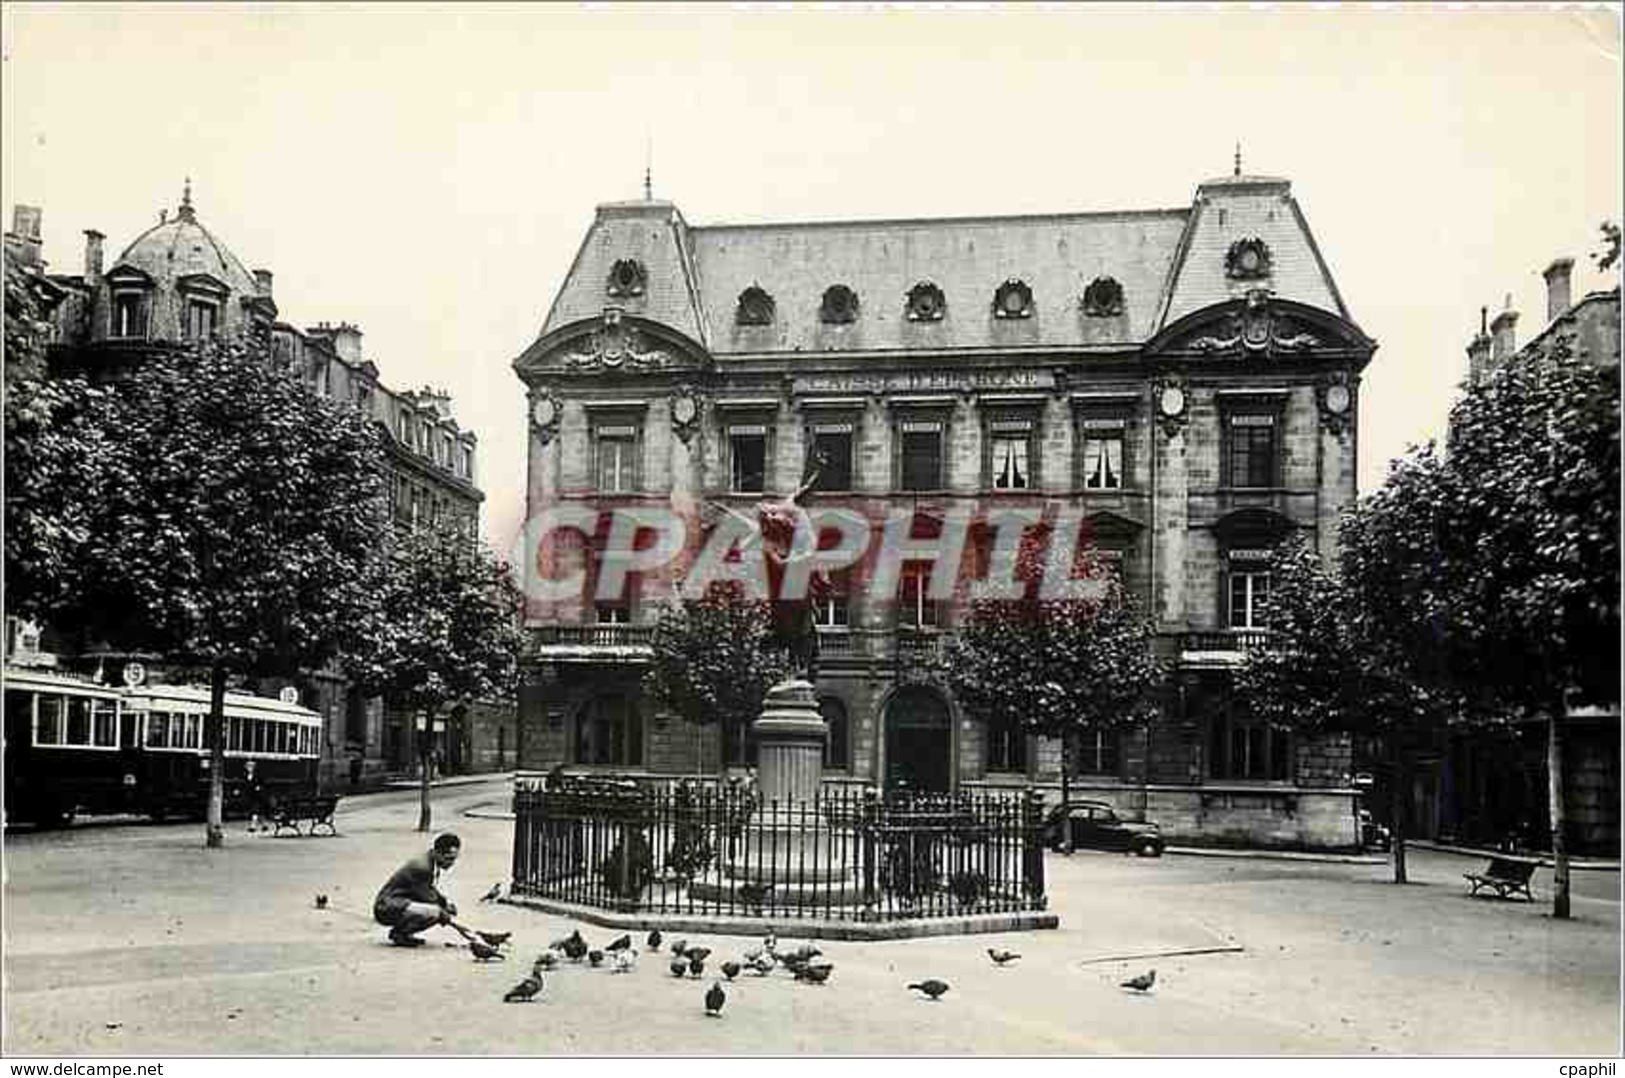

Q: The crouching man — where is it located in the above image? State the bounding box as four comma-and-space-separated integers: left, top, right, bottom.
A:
374, 831, 462, 947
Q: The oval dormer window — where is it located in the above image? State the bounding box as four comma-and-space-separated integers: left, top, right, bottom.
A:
1081, 276, 1125, 318
993, 278, 1033, 320
607, 258, 647, 298
820, 284, 859, 325
1225, 238, 1272, 281
905, 281, 946, 322
736, 285, 775, 326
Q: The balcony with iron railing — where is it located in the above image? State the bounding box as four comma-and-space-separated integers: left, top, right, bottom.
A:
1177, 628, 1273, 667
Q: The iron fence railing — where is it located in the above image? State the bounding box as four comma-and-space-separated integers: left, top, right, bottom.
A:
511, 778, 1046, 922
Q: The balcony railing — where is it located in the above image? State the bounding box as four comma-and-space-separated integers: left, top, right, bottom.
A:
532, 624, 656, 649
1181, 629, 1272, 653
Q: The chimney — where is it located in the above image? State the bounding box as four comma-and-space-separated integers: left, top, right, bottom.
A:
84, 229, 105, 280
1490, 297, 1519, 364
329, 321, 363, 364
253, 268, 274, 298
8, 205, 44, 267
1543, 257, 1574, 324
1466, 306, 1493, 383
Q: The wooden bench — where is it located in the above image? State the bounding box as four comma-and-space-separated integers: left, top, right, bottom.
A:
1463, 856, 1536, 901
270, 795, 341, 837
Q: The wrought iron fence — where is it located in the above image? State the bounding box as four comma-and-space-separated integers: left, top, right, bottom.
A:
511, 778, 1047, 922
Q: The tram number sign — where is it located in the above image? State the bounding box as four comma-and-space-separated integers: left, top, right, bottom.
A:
278, 687, 300, 705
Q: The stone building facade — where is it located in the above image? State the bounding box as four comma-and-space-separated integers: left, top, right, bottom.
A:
5, 192, 486, 787
509, 169, 1378, 848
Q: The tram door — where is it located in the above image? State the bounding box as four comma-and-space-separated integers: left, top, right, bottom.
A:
884, 686, 952, 793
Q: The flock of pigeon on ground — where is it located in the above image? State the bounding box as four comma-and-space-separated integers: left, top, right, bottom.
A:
318, 884, 1158, 1018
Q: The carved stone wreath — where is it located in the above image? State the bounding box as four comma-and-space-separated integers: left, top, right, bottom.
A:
669, 384, 704, 446
1081, 276, 1125, 318
993, 278, 1033, 319
736, 284, 775, 326
1225, 237, 1273, 280
529, 386, 562, 445
905, 281, 946, 322
1154, 375, 1190, 439
561, 310, 675, 372
1318, 371, 1355, 438
820, 284, 860, 325
607, 258, 647, 298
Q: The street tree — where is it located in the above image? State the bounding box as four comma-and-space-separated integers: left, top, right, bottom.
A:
70, 337, 388, 848
644, 582, 795, 770
1234, 534, 1463, 883
344, 528, 525, 831
939, 529, 1161, 837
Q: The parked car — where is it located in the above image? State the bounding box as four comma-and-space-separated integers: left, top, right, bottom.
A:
1043, 800, 1165, 857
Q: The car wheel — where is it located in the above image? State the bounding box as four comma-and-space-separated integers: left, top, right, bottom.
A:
1136, 841, 1162, 858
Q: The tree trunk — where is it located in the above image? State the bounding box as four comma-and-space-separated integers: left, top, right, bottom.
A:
1548, 708, 1570, 920
205, 663, 228, 849
1060, 733, 1073, 855
1389, 740, 1407, 884
417, 710, 432, 833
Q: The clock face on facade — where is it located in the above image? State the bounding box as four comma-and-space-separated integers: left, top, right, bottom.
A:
1325, 384, 1351, 415
1158, 385, 1186, 418
531, 396, 557, 428
672, 395, 697, 424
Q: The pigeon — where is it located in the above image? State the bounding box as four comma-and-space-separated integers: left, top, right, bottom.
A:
704, 980, 726, 1017
479, 883, 503, 903
647, 929, 663, 950
909, 979, 950, 1001
552, 929, 585, 950
532, 954, 558, 976
763, 930, 778, 955
743, 946, 765, 963
1120, 969, 1157, 993
683, 946, 712, 963
612, 948, 638, 974
669, 938, 689, 956
721, 961, 742, 981
748, 956, 776, 977
605, 934, 633, 953
562, 937, 589, 963
314, 893, 329, 910
688, 955, 706, 978
503, 975, 542, 1002
795, 962, 834, 985
737, 881, 772, 909
670, 958, 690, 978
477, 931, 512, 949
987, 948, 1021, 967
470, 939, 506, 962
587, 949, 605, 968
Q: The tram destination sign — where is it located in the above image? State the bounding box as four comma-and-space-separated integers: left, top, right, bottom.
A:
792, 368, 1053, 397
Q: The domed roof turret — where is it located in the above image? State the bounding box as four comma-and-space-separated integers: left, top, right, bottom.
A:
110, 180, 260, 298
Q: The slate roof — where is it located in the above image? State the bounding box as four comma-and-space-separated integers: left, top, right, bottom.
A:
534, 174, 1355, 358
112, 201, 261, 300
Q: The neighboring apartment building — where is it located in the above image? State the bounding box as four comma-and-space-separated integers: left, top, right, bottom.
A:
4, 191, 485, 786
1424, 258, 1622, 857
509, 167, 1379, 849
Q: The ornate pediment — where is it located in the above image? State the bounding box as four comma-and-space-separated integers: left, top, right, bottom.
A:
1150, 291, 1372, 360
512, 310, 712, 384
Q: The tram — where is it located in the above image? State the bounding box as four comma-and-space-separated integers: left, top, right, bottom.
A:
3, 668, 322, 827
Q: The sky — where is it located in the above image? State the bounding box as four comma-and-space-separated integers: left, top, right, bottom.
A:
3, 3, 1621, 555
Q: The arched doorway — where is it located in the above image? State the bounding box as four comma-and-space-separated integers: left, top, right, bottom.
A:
884, 685, 952, 792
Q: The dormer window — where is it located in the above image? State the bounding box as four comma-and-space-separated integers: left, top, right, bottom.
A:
1081, 276, 1125, 317
607, 258, 646, 298
993, 279, 1033, 319
905, 281, 946, 322
1225, 237, 1273, 280
111, 291, 148, 339
736, 285, 775, 326
820, 284, 859, 325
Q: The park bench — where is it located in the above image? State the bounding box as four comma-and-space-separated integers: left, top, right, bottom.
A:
270, 795, 341, 837
1463, 856, 1536, 901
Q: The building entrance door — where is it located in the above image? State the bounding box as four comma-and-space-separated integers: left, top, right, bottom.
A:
884, 686, 951, 792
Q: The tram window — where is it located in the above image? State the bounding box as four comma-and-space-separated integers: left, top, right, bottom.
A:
145, 712, 166, 748
93, 701, 117, 747
228, 717, 241, 751
36, 695, 63, 745
67, 698, 92, 745
250, 720, 264, 753
121, 711, 141, 748
284, 725, 298, 754
186, 714, 202, 749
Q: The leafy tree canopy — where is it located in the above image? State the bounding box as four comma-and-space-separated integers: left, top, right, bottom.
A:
343, 527, 524, 712
644, 582, 794, 734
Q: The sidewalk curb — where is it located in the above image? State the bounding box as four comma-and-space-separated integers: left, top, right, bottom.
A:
1406, 839, 1620, 872
1165, 846, 1387, 866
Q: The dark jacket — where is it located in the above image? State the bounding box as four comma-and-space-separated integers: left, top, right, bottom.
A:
373, 852, 447, 918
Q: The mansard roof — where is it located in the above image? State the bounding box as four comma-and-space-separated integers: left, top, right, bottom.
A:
527, 172, 1362, 364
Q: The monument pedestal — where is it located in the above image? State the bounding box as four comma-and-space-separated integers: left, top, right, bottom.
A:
689, 678, 868, 908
